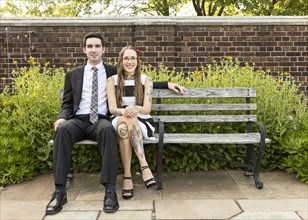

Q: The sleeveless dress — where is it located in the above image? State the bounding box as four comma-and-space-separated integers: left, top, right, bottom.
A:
110, 74, 155, 140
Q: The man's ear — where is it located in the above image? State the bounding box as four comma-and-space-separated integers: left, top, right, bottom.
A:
83, 47, 86, 54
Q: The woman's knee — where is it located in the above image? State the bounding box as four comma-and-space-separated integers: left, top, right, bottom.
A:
118, 123, 129, 139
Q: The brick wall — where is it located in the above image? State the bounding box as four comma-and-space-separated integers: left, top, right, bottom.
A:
1, 17, 307, 94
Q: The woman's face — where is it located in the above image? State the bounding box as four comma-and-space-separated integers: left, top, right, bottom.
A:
122, 49, 138, 75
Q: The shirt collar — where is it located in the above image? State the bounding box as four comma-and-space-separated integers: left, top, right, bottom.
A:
85, 62, 103, 72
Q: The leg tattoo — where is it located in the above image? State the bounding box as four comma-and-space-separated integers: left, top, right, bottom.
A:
130, 125, 144, 158
118, 123, 129, 139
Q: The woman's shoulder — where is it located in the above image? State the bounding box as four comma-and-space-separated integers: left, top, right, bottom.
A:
112, 74, 118, 81
107, 74, 117, 85
141, 74, 152, 83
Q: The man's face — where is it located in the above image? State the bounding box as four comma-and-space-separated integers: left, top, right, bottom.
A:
83, 37, 105, 66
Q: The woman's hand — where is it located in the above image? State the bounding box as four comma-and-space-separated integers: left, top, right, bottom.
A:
124, 105, 138, 118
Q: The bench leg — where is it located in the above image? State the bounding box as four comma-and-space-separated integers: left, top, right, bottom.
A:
67, 158, 74, 179
244, 143, 263, 189
244, 144, 255, 176
156, 120, 164, 190
253, 142, 265, 189
156, 141, 163, 190
67, 159, 101, 181
252, 121, 266, 189
67, 168, 74, 179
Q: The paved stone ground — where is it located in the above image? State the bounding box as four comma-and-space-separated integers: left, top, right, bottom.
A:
0, 169, 307, 220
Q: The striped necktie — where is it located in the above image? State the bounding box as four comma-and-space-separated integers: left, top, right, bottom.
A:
90, 66, 98, 124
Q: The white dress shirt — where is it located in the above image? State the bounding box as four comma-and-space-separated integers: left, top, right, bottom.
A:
76, 62, 108, 115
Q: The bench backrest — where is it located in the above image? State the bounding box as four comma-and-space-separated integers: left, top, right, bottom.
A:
151, 88, 257, 126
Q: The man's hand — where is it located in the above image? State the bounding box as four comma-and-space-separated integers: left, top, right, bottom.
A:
168, 82, 186, 95
54, 118, 66, 131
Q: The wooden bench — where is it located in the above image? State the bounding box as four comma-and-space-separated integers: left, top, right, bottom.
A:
49, 87, 270, 190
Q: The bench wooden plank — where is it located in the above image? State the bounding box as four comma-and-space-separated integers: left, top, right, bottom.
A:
152, 88, 256, 98
152, 115, 258, 123
152, 103, 257, 111
49, 137, 160, 145
48, 133, 270, 145
162, 133, 270, 144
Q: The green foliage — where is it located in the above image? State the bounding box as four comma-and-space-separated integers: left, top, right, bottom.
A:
191, 0, 308, 16
191, 0, 240, 16
240, 0, 308, 15
1, 0, 306, 17
280, 112, 308, 184
0, 58, 65, 186
144, 58, 308, 183
131, 0, 190, 16
0, 0, 106, 17
1, 58, 306, 185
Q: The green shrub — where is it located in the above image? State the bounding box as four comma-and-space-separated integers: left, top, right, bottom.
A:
0, 58, 64, 186
280, 111, 308, 184
1, 57, 307, 185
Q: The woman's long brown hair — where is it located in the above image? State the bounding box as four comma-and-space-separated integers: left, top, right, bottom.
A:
116, 46, 143, 107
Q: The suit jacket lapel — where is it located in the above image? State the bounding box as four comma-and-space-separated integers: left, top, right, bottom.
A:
75, 66, 85, 107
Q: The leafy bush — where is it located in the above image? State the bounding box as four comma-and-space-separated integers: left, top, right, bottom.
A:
280, 111, 308, 184
0, 58, 64, 186
1, 57, 307, 185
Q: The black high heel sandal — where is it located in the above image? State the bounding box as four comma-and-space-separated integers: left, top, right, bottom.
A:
140, 166, 156, 189
122, 176, 134, 200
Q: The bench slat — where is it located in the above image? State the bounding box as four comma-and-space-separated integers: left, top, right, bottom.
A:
152, 88, 256, 98
48, 132, 270, 145
49, 137, 159, 145
152, 115, 257, 123
162, 133, 270, 144
152, 103, 257, 111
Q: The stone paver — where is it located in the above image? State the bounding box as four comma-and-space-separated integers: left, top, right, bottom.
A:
229, 170, 308, 199
298, 211, 308, 220
44, 211, 98, 220
155, 199, 241, 219
237, 199, 308, 212
116, 200, 154, 211
232, 211, 301, 219
0, 201, 47, 220
162, 170, 246, 199
62, 200, 154, 211
99, 210, 153, 220
0, 170, 307, 220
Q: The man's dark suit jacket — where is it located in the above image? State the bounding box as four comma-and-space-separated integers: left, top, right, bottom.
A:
57, 63, 168, 120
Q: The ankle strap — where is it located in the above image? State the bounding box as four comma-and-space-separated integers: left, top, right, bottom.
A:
123, 176, 132, 180
141, 166, 149, 171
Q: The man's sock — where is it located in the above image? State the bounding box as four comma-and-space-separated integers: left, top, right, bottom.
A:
105, 183, 116, 192
55, 184, 66, 192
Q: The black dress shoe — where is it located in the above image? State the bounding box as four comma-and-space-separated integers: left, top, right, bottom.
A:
46, 190, 67, 215
103, 190, 119, 213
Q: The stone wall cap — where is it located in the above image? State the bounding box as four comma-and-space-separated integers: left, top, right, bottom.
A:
1, 16, 308, 26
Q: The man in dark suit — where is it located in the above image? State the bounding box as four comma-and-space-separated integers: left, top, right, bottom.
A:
46, 32, 184, 215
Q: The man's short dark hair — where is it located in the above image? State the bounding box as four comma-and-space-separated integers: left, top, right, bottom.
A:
83, 32, 105, 47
